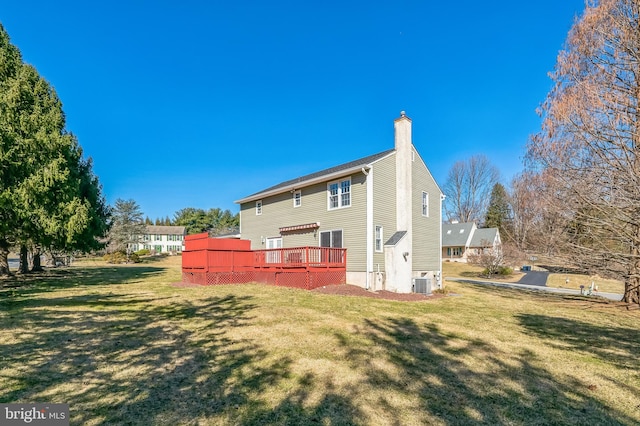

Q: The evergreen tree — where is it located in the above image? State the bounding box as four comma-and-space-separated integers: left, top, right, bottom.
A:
108, 199, 146, 261
0, 24, 108, 275
485, 183, 511, 235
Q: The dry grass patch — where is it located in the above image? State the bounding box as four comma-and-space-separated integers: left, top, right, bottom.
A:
546, 272, 624, 294
0, 258, 638, 425
442, 260, 525, 283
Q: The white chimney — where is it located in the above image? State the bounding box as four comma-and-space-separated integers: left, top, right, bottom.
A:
394, 111, 412, 233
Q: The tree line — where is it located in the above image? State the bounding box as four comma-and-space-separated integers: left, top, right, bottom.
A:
106, 199, 239, 258
141, 208, 239, 235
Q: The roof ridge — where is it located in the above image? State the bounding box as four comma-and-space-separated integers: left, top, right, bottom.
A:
240, 148, 395, 201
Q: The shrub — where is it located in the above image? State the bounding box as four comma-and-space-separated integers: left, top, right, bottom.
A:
498, 266, 513, 275
135, 249, 150, 256
103, 251, 141, 264
481, 265, 513, 277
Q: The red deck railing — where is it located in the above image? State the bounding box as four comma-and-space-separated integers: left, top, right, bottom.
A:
181, 233, 346, 289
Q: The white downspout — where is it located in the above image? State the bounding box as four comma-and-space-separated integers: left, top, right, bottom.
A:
439, 193, 445, 288
364, 166, 373, 290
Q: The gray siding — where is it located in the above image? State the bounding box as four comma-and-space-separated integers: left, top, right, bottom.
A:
240, 171, 368, 271
371, 153, 397, 271
412, 149, 442, 271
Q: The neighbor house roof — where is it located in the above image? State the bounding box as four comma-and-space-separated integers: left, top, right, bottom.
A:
146, 225, 186, 235
469, 228, 499, 248
441, 222, 475, 247
235, 149, 395, 204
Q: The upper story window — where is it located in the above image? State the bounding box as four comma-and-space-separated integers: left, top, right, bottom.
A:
422, 191, 429, 217
328, 178, 351, 210
293, 190, 301, 208
256, 200, 262, 215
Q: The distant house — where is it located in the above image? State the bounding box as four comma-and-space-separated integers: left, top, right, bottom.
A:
442, 222, 501, 262
235, 112, 444, 293
131, 225, 186, 254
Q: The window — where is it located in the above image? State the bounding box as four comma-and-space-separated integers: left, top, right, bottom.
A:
422, 191, 429, 217
447, 247, 462, 256
320, 230, 343, 263
256, 200, 262, 215
328, 178, 351, 210
154, 234, 162, 241
293, 190, 301, 208
375, 225, 383, 252
320, 229, 343, 248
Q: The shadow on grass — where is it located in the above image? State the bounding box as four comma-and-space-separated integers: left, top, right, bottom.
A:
0, 266, 166, 297
336, 317, 636, 425
517, 313, 640, 370
0, 278, 362, 425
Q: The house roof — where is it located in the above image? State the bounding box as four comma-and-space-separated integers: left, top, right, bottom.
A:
470, 228, 499, 247
441, 222, 475, 247
235, 149, 395, 204
385, 231, 407, 246
146, 225, 186, 235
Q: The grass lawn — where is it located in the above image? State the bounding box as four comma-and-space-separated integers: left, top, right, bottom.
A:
1, 257, 639, 425
442, 260, 626, 294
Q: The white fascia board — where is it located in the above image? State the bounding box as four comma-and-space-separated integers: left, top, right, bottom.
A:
234, 164, 373, 204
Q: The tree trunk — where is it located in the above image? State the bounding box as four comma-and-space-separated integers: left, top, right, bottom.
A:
0, 244, 11, 276
623, 225, 640, 304
18, 245, 29, 274
31, 247, 43, 272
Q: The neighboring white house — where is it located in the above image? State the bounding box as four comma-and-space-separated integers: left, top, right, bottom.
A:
130, 225, 186, 254
235, 112, 444, 293
442, 222, 501, 262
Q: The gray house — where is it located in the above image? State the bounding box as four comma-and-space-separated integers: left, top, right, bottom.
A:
442, 222, 501, 262
235, 112, 443, 293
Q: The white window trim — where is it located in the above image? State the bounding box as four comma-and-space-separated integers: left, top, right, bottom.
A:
293, 190, 302, 208
327, 178, 351, 210
256, 200, 263, 215
320, 229, 343, 248
422, 191, 429, 217
375, 225, 383, 253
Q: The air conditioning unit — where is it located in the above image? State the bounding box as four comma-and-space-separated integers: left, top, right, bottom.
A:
413, 278, 432, 295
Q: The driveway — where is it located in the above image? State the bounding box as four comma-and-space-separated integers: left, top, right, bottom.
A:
517, 271, 549, 286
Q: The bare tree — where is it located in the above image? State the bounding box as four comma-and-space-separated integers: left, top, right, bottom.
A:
506, 172, 564, 256
467, 240, 505, 277
443, 154, 500, 224
526, 0, 640, 304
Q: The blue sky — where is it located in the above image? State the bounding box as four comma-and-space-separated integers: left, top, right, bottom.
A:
2, 0, 585, 220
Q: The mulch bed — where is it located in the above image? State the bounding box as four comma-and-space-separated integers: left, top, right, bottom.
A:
312, 284, 445, 302
171, 282, 445, 302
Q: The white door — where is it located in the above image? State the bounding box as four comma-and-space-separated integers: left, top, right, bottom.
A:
266, 237, 282, 263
